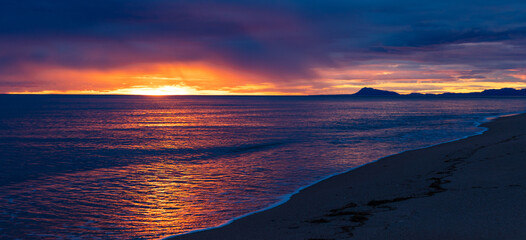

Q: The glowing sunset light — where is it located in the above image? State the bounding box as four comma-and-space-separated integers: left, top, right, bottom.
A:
110, 85, 197, 96
4, 62, 285, 95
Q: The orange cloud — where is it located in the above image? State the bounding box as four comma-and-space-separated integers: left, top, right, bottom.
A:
313, 64, 526, 94
5, 62, 296, 95
5, 61, 526, 95
509, 74, 526, 81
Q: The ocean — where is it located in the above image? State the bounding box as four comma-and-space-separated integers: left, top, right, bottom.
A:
1, 95, 525, 239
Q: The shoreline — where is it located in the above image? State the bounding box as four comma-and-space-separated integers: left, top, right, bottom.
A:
166, 112, 526, 239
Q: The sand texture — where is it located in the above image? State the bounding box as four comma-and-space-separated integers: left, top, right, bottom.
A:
170, 113, 526, 240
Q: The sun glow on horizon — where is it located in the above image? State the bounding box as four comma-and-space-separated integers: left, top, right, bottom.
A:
3, 62, 275, 95
6, 84, 291, 96
6, 85, 229, 96
4, 62, 526, 96
109, 85, 197, 95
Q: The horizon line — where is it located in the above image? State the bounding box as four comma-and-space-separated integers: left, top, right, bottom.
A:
2, 86, 525, 97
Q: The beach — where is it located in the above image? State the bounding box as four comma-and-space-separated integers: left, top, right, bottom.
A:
170, 113, 526, 240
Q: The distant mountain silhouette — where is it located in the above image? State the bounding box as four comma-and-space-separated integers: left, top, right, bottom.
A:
353, 87, 400, 96
349, 87, 526, 97
439, 88, 526, 97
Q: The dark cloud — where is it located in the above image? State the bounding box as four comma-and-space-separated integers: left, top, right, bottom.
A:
1, 0, 526, 91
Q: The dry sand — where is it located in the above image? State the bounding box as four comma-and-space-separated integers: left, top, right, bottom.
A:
169, 113, 526, 240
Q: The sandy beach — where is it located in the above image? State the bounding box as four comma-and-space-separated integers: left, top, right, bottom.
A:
169, 113, 526, 240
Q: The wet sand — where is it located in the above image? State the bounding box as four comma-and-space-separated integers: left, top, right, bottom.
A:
169, 113, 526, 240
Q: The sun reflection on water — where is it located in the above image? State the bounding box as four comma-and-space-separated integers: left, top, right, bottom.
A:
2, 155, 285, 239
2, 96, 526, 239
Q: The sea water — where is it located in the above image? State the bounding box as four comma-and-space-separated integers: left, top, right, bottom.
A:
1, 95, 525, 239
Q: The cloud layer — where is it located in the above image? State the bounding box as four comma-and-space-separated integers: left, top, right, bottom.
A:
2, 0, 526, 94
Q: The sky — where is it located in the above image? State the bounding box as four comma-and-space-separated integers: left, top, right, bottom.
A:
1, 0, 526, 95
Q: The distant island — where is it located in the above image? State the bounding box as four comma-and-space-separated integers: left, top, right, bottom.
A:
353, 87, 401, 96
323, 87, 526, 97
